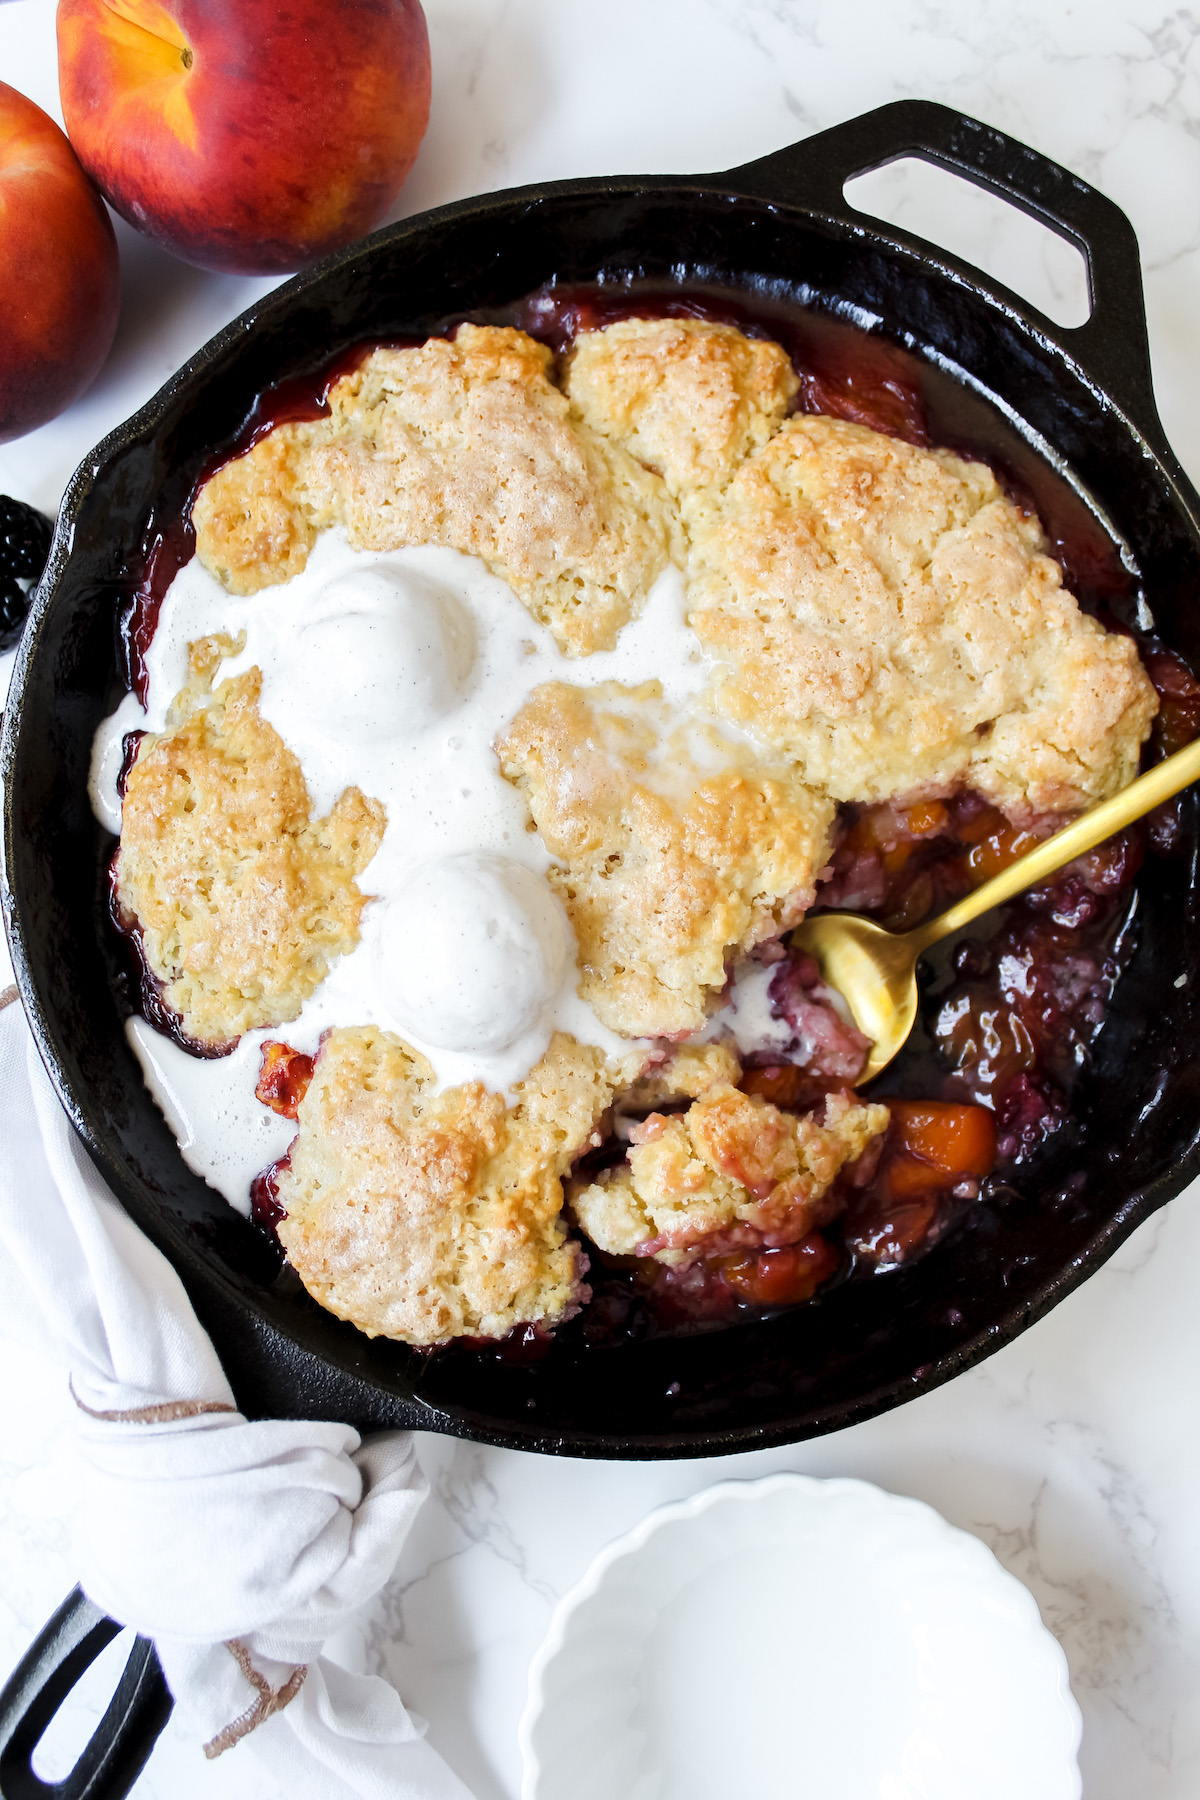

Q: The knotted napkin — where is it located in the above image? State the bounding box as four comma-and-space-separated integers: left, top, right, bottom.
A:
0, 990, 474, 1799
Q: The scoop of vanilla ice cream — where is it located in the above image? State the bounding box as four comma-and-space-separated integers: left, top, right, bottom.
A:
268, 563, 474, 748
373, 853, 572, 1053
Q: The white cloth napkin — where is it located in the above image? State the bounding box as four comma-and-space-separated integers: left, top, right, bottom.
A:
0, 994, 474, 1800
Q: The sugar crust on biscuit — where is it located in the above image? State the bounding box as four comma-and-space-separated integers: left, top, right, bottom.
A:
569, 1084, 888, 1261
193, 324, 678, 657
275, 1026, 643, 1344
498, 680, 836, 1038
116, 635, 385, 1048
684, 415, 1156, 816
566, 315, 798, 495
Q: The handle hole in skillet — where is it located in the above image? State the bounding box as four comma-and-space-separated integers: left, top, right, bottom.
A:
844, 155, 1091, 328
29, 1628, 137, 1786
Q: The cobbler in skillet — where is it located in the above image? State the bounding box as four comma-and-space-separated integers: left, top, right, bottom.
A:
97, 304, 1189, 1350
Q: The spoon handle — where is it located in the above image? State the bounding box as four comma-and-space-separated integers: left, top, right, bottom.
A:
912, 734, 1200, 952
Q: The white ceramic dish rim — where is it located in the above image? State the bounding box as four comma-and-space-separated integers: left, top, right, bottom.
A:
517, 1470, 1083, 1800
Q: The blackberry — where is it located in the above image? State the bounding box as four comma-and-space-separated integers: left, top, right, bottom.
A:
0, 494, 54, 651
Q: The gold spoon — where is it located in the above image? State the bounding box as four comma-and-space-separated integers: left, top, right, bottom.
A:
793, 735, 1200, 1083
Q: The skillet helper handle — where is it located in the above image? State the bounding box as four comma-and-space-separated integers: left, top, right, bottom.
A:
0, 1588, 172, 1800
725, 98, 1164, 449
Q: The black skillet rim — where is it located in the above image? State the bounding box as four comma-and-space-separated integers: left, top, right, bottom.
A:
5, 100, 1200, 1457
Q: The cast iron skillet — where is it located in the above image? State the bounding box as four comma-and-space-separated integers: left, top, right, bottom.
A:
3, 98, 1200, 1793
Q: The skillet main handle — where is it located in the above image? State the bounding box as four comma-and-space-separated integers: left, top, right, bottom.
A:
0, 1589, 172, 1800
726, 97, 1162, 447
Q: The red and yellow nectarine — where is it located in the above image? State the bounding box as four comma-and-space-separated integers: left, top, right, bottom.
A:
57, 0, 432, 275
0, 81, 120, 444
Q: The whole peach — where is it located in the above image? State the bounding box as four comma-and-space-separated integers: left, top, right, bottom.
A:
0, 82, 120, 444
57, 0, 432, 275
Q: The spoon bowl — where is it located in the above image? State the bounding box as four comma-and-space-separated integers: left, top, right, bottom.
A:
792, 911, 923, 1082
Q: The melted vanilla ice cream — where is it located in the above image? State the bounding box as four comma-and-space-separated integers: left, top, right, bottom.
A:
373, 852, 570, 1053
91, 531, 732, 1209
266, 564, 475, 747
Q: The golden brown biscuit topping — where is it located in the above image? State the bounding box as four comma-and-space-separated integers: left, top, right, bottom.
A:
275, 1026, 643, 1345
190, 422, 326, 597
498, 680, 836, 1038
684, 416, 1157, 815
566, 316, 798, 495
569, 1084, 888, 1261
116, 636, 385, 1048
194, 324, 678, 656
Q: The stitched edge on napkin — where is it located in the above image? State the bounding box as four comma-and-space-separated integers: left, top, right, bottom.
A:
204, 1641, 309, 1759
70, 1377, 237, 1425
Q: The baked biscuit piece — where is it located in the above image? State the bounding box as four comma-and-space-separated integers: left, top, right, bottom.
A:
116, 636, 386, 1048
686, 415, 1158, 816
191, 421, 332, 596
193, 325, 677, 656
498, 681, 836, 1039
570, 1085, 888, 1261
275, 1026, 643, 1344
565, 317, 798, 495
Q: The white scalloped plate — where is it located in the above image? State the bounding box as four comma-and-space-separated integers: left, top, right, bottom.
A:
519, 1474, 1081, 1800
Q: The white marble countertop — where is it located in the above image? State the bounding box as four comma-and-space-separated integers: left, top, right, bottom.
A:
2, 2, 1200, 1795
